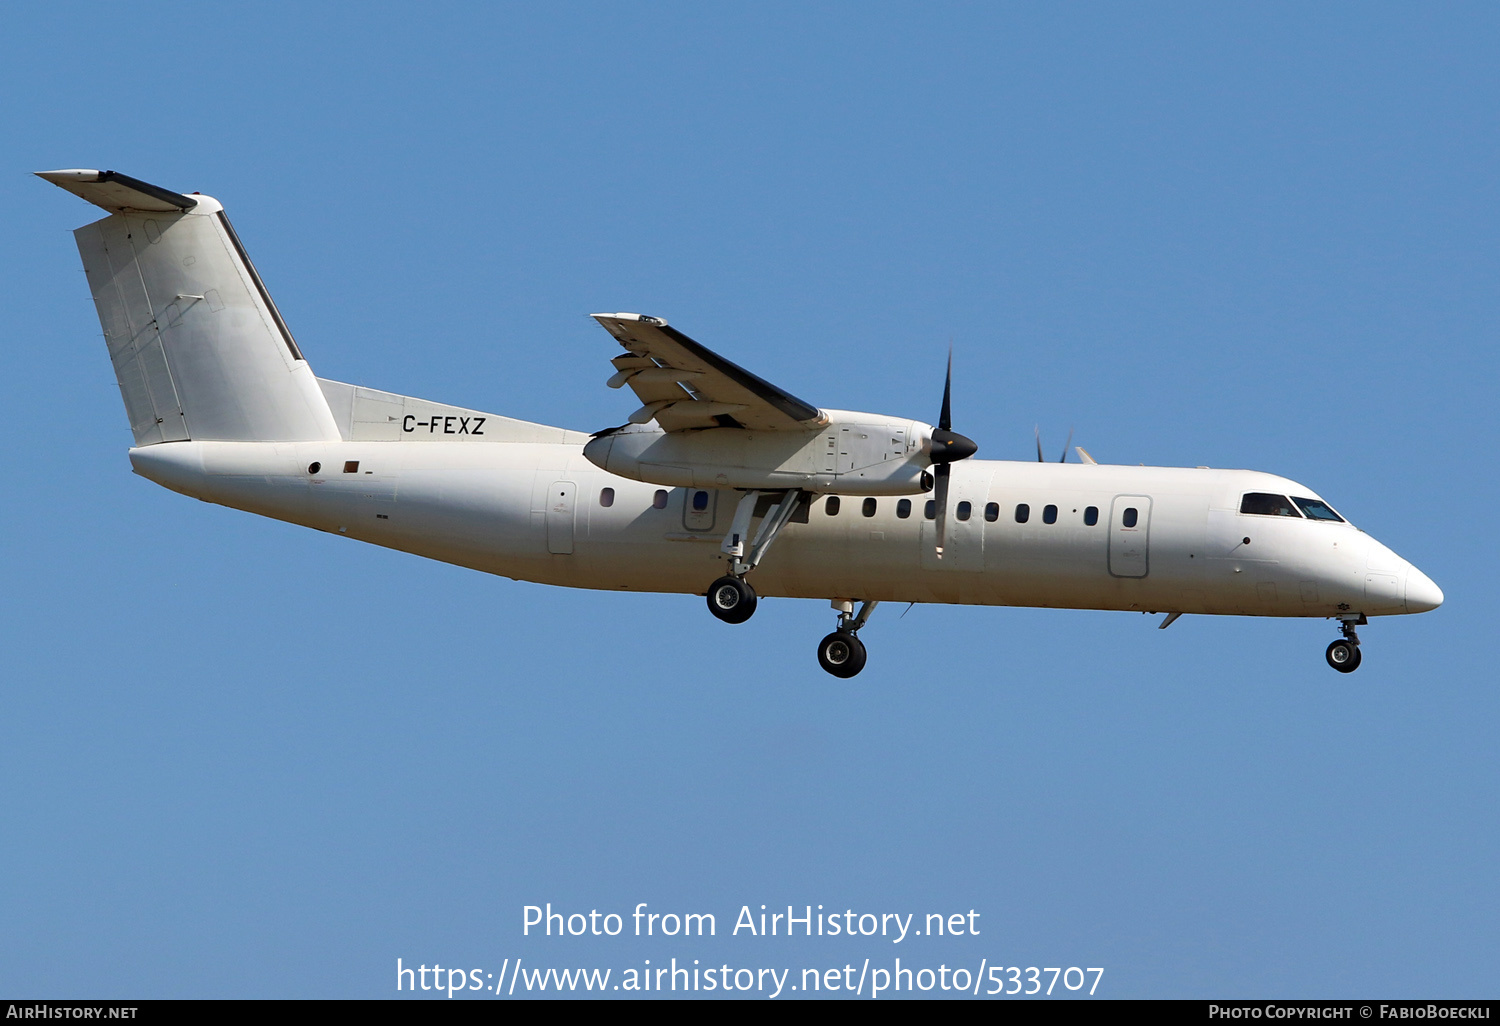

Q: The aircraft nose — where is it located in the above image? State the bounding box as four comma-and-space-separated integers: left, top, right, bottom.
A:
1405, 565, 1444, 613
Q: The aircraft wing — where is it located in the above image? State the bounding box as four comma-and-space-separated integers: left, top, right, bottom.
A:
592, 313, 825, 432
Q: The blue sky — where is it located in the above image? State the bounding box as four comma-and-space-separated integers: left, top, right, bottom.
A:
3, 2, 1494, 999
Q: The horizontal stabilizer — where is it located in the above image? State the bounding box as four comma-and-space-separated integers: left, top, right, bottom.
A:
36, 169, 198, 213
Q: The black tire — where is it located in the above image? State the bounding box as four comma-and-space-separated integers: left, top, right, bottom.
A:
817, 631, 868, 678
1326, 639, 1361, 673
706, 575, 757, 624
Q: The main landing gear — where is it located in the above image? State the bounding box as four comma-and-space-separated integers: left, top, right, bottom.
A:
706, 575, 756, 624
700, 488, 879, 678
704, 489, 806, 625
817, 599, 878, 678
1325, 615, 1365, 673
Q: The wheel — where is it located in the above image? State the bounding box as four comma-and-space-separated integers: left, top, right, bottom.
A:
1326, 639, 1361, 673
706, 575, 757, 624
817, 631, 868, 678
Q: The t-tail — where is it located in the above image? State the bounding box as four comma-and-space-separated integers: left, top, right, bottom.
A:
38, 169, 340, 445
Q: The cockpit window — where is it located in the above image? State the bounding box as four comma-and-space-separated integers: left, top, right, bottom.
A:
1240, 493, 1301, 517
1292, 496, 1345, 522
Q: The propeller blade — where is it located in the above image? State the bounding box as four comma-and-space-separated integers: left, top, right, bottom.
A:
933, 463, 950, 558
939, 349, 953, 432
1059, 427, 1074, 463
1035, 426, 1044, 463
930, 345, 975, 560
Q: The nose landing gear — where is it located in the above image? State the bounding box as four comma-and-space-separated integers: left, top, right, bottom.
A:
1325, 639, 1360, 672
1325, 615, 1365, 673
817, 599, 878, 678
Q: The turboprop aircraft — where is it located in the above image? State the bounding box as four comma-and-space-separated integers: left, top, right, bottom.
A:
39, 169, 1443, 677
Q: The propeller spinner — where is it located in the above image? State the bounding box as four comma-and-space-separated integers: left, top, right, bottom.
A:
930, 351, 978, 558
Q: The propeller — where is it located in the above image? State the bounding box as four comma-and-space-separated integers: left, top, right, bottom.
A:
1034, 426, 1075, 463
930, 350, 979, 558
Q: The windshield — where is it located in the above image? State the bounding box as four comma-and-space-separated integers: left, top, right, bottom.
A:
1292, 496, 1345, 522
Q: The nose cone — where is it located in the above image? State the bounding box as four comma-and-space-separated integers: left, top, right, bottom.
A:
1405, 565, 1444, 613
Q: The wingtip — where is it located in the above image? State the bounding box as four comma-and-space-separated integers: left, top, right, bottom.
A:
35, 168, 103, 183
591, 312, 668, 327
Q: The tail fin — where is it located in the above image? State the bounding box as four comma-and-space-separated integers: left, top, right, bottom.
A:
39, 170, 341, 445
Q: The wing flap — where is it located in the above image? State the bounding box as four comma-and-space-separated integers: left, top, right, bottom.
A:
592, 313, 824, 432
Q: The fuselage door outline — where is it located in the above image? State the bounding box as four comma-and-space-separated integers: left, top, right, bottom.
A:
547, 480, 577, 555
1108, 494, 1152, 578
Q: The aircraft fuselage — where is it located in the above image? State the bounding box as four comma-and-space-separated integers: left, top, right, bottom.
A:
129, 438, 1439, 620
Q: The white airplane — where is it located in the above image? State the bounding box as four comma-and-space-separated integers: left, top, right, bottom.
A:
39, 169, 1443, 677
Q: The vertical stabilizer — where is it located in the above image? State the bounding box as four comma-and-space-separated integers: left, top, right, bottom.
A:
39, 169, 341, 445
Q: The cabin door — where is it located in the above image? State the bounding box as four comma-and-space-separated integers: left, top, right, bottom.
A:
1108, 495, 1152, 577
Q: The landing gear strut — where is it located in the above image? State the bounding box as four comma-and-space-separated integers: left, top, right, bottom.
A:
1326, 616, 1364, 673
704, 489, 807, 624
817, 599, 878, 678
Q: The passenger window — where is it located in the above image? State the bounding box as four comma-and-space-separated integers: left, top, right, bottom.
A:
924, 500, 936, 520
826, 496, 841, 516
1123, 507, 1138, 528
1084, 505, 1098, 526
957, 501, 972, 521
862, 497, 877, 517
1043, 504, 1058, 524
1240, 492, 1301, 517
1015, 503, 1030, 524
653, 489, 668, 509
600, 487, 615, 508
1292, 496, 1345, 522
984, 502, 999, 522
897, 499, 912, 519
692, 490, 709, 512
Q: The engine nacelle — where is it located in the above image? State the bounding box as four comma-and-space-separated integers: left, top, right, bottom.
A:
583, 409, 935, 495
